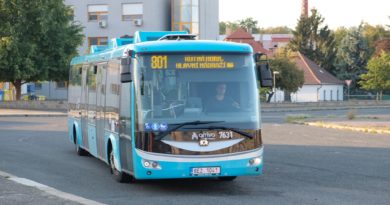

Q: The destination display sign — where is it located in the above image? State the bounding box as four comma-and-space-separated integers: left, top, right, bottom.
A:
146, 54, 240, 70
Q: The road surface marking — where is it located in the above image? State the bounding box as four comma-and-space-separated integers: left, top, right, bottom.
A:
0, 170, 106, 205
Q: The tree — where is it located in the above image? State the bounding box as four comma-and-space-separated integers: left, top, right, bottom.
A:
258, 26, 292, 34
333, 27, 348, 49
238, 17, 258, 33
335, 25, 370, 92
269, 56, 305, 94
359, 51, 390, 100
219, 22, 227, 35
387, 16, 390, 28
0, 0, 83, 100
289, 9, 337, 74
361, 23, 390, 57
219, 21, 239, 34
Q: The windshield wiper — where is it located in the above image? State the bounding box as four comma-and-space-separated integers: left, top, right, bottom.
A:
154, 120, 224, 141
189, 126, 253, 139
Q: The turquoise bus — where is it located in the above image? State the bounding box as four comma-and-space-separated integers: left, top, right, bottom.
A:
68, 31, 272, 182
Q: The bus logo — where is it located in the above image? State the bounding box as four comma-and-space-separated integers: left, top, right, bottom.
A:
199, 139, 209, 146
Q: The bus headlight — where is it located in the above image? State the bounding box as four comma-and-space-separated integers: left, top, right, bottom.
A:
248, 157, 262, 166
142, 159, 161, 170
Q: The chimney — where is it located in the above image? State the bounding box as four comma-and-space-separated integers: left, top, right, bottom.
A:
301, 0, 308, 17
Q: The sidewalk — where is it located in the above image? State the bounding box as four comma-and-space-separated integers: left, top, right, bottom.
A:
0, 175, 81, 205
0, 109, 66, 117
262, 100, 390, 112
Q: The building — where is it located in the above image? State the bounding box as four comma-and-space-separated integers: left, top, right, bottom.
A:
223, 28, 344, 102
271, 52, 344, 102
33, 0, 219, 100
223, 28, 269, 54
219, 33, 294, 53
301, 0, 308, 17
65, 0, 219, 53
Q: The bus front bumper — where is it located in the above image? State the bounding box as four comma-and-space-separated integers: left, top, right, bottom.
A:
133, 148, 263, 179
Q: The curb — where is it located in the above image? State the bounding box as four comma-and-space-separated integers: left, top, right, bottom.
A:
0, 114, 67, 117
304, 121, 390, 135
261, 106, 390, 112
0, 170, 105, 205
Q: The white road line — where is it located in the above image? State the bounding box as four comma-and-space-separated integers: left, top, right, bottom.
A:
0, 170, 106, 205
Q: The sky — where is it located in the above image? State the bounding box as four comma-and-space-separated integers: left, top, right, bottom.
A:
219, 0, 390, 29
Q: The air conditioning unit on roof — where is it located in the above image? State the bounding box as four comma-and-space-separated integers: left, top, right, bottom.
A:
134, 19, 143, 26
99, 20, 107, 28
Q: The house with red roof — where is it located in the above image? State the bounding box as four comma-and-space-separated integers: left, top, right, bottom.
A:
224, 28, 344, 102
272, 52, 344, 102
223, 28, 269, 54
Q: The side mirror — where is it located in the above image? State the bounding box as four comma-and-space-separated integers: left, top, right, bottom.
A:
120, 56, 132, 83
258, 63, 273, 88
254, 53, 273, 88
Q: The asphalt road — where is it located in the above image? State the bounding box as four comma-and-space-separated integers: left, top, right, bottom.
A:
0, 116, 390, 205
261, 107, 390, 123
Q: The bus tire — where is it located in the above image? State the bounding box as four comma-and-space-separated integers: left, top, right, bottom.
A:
218, 176, 237, 181
109, 149, 131, 183
76, 144, 88, 156
73, 126, 88, 156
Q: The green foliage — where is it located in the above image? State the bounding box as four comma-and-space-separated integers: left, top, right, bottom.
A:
361, 23, 390, 57
259, 87, 270, 103
258, 26, 292, 34
289, 9, 337, 74
284, 114, 310, 123
333, 27, 349, 51
335, 25, 370, 92
219, 21, 239, 34
269, 56, 304, 93
359, 51, 390, 100
0, 0, 83, 99
238, 17, 258, 33
219, 22, 227, 35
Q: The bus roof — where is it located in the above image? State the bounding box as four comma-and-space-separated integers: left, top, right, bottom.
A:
133, 40, 252, 54
70, 34, 253, 65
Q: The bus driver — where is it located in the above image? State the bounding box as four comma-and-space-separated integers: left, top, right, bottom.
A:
205, 83, 240, 112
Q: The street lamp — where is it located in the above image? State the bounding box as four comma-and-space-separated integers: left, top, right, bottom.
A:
345, 79, 352, 101
273, 71, 280, 103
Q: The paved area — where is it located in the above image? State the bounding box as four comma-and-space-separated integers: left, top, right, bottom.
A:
0, 176, 81, 205
0, 109, 66, 117
0, 116, 389, 205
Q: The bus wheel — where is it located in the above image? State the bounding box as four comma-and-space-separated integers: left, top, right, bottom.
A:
218, 176, 237, 181
76, 144, 88, 156
74, 128, 88, 156
109, 150, 131, 183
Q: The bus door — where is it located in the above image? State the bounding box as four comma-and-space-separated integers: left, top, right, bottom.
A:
96, 63, 107, 159
80, 64, 89, 149
87, 64, 98, 156
119, 62, 133, 173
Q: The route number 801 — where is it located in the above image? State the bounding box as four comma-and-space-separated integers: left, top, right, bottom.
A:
151, 55, 168, 69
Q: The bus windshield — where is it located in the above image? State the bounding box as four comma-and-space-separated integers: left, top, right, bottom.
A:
134, 53, 260, 131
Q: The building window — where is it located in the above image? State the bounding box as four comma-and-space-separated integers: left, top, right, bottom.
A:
88, 5, 108, 21
172, 0, 199, 35
88, 37, 108, 48
337, 90, 339, 101
122, 3, 143, 21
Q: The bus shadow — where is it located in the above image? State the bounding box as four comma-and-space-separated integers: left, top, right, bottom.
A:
133, 177, 281, 197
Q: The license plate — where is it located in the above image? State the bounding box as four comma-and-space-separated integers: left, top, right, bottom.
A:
191, 167, 220, 176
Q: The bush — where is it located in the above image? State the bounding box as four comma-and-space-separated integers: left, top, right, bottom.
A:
347, 109, 356, 120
